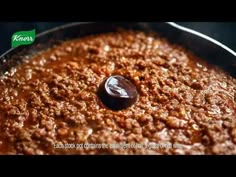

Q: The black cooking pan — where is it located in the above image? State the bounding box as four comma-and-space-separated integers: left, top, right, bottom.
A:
0, 22, 236, 77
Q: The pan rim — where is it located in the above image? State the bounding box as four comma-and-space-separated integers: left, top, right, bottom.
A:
0, 22, 235, 59
167, 22, 236, 57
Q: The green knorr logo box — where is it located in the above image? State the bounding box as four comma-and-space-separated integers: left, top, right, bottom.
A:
11, 29, 36, 48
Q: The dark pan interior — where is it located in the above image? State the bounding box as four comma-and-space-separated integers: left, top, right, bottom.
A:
0, 22, 236, 77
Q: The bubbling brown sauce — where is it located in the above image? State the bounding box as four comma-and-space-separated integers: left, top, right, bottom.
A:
0, 30, 235, 154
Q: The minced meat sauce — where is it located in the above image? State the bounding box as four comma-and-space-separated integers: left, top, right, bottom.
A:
0, 30, 235, 155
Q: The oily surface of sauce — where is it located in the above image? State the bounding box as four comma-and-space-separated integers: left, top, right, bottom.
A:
0, 30, 236, 154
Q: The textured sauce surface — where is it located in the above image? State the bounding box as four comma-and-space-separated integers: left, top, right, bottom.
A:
0, 30, 236, 154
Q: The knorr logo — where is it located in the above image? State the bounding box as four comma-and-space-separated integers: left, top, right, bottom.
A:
11, 29, 36, 47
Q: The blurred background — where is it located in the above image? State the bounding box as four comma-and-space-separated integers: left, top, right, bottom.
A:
0, 22, 235, 55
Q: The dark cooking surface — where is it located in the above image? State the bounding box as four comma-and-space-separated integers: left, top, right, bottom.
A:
0, 22, 236, 56
0, 30, 235, 154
